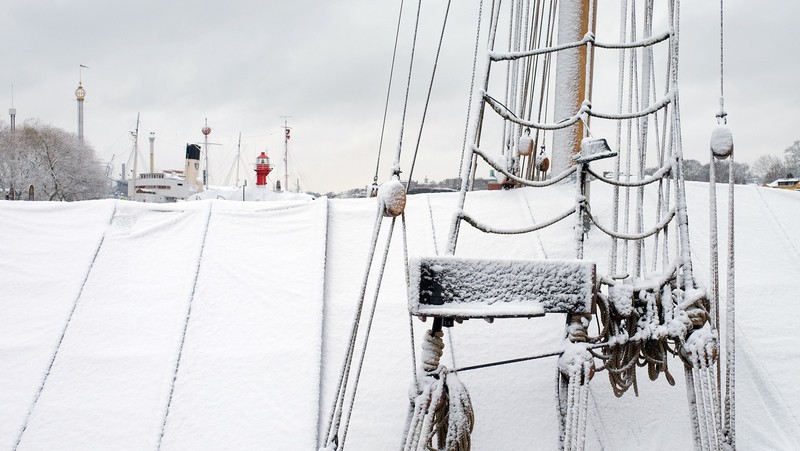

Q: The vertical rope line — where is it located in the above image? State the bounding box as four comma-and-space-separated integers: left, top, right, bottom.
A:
647, 39, 665, 274
669, 1, 702, 445
705, 369, 719, 451
391, 0, 425, 172
14, 203, 117, 450
447, 0, 503, 255
704, 367, 722, 449
521, 0, 537, 123
500, 0, 514, 159
401, 212, 419, 390
524, 0, 542, 122
634, 0, 654, 279
563, 377, 576, 450
709, 155, 719, 331
724, 153, 735, 446
323, 209, 384, 446
457, 0, 486, 188
374, 0, 408, 182
669, 0, 697, 287
609, 0, 629, 276
693, 368, 710, 451
339, 219, 398, 450
718, 0, 725, 119
514, 0, 532, 176
158, 203, 214, 450
654, 53, 673, 275
405, 0, 454, 189
528, 0, 557, 180
621, 1, 638, 275
684, 365, 703, 450
577, 374, 590, 451
521, 0, 540, 179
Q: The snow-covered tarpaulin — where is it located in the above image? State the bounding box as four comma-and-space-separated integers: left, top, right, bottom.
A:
1, 182, 799, 450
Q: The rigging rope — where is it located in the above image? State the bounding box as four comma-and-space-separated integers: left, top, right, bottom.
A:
328, 0, 731, 449
457, 0, 486, 189
717, 1, 735, 447
323, 0, 466, 447
322, 209, 385, 449
405, 0, 454, 190
373, 0, 407, 184
338, 218, 398, 450
443, 0, 728, 449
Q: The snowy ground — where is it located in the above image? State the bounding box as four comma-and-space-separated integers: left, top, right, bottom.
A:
0, 182, 797, 450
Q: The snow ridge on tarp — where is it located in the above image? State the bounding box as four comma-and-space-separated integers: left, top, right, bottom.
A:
159, 200, 328, 450
0, 200, 116, 450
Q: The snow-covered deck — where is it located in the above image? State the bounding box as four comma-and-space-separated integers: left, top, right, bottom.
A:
1, 182, 798, 450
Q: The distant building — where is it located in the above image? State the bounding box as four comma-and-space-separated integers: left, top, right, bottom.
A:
765, 174, 800, 191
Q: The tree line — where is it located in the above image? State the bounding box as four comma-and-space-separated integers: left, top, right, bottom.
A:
0, 119, 109, 201
649, 140, 800, 185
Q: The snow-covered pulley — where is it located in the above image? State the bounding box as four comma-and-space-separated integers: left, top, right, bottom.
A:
710, 125, 733, 159
517, 128, 535, 157
368, 181, 380, 198
378, 178, 406, 217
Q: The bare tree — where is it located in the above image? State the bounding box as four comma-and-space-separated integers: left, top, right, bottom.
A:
0, 119, 109, 200
784, 140, 800, 175
752, 154, 789, 184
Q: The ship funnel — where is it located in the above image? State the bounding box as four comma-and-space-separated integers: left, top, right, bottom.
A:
185, 144, 204, 193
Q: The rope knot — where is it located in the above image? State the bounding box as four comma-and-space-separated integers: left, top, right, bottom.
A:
681, 324, 718, 368
421, 329, 445, 374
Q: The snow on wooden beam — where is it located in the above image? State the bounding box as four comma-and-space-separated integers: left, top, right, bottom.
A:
408, 256, 596, 319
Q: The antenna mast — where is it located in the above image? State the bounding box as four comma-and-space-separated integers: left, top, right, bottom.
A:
235, 132, 242, 186
281, 116, 292, 192
130, 113, 140, 200
201, 119, 212, 189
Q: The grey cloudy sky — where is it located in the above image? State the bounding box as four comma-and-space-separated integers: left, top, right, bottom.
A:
1, 0, 797, 193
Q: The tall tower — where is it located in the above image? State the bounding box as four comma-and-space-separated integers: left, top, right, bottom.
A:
75, 82, 86, 143
76, 65, 88, 144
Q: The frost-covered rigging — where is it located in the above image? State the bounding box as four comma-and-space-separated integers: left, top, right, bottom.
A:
322, 0, 734, 450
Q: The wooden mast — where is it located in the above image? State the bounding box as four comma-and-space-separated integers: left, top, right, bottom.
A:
550, 0, 597, 176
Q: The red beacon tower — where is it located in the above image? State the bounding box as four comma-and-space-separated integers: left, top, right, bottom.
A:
255, 151, 273, 186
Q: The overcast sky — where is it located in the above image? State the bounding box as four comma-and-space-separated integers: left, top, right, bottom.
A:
1, 0, 797, 193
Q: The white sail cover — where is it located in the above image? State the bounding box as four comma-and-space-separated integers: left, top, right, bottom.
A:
1, 183, 799, 450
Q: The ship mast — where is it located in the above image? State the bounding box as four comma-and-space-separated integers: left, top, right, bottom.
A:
281, 116, 291, 192
235, 132, 242, 186
551, 0, 597, 175
129, 113, 140, 201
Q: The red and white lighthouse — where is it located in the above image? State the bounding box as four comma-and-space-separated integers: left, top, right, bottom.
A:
255, 151, 273, 186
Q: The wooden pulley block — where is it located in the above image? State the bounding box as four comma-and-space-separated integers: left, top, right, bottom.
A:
518, 134, 535, 157
538, 157, 550, 173
710, 125, 734, 159
378, 178, 406, 217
